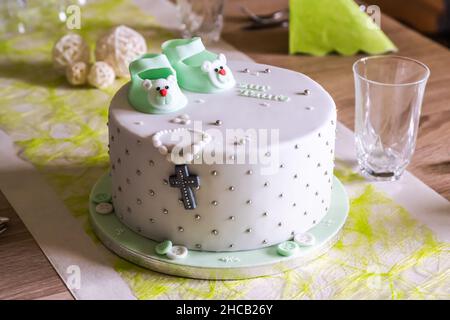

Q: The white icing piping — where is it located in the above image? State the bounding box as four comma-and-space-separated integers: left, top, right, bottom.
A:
237, 82, 271, 92
171, 114, 191, 125
238, 89, 290, 102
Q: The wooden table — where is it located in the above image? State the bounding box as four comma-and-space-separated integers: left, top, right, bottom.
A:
0, 0, 449, 300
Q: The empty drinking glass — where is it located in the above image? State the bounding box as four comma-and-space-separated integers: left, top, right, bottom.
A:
176, 0, 225, 43
353, 56, 430, 181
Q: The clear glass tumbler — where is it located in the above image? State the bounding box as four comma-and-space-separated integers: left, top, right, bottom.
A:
176, 0, 225, 43
353, 56, 430, 181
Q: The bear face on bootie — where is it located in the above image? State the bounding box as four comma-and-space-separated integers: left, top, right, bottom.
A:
201, 53, 235, 90
142, 75, 185, 112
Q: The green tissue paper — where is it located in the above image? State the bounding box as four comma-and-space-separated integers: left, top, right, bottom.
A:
289, 0, 397, 56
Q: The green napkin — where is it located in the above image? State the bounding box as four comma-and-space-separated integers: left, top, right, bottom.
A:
289, 0, 397, 56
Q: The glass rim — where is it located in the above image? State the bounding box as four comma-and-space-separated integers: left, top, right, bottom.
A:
352, 55, 430, 87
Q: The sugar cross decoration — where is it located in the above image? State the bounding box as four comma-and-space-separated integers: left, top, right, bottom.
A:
169, 165, 200, 210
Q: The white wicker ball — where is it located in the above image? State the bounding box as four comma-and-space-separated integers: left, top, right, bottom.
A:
87, 61, 115, 89
95, 25, 147, 78
66, 61, 89, 86
53, 34, 90, 72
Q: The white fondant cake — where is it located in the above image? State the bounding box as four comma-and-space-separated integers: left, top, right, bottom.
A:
108, 61, 336, 252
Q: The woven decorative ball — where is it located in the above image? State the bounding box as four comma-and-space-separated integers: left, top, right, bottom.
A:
95, 25, 147, 78
87, 61, 115, 89
52, 34, 90, 72
66, 61, 89, 86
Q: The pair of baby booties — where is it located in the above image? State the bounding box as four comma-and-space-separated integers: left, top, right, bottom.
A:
128, 37, 236, 114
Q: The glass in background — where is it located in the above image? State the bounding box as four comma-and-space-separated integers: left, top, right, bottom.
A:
0, 0, 87, 39
176, 0, 225, 43
353, 56, 430, 181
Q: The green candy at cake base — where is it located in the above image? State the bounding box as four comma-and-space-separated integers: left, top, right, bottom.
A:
277, 241, 300, 257
93, 192, 112, 203
289, 0, 397, 56
162, 37, 236, 93
155, 240, 173, 255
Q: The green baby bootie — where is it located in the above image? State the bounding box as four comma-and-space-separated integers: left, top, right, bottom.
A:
128, 53, 188, 114
162, 37, 236, 93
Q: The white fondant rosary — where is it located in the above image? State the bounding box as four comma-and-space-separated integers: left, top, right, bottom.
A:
238, 89, 290, 102
152, 128, 212, 163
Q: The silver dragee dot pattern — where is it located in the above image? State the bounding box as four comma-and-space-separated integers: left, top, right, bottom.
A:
108, 60, 337, 252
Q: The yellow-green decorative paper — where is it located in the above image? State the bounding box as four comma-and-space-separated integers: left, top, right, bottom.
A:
0, 0, 447, 300
289, 0, 397, 56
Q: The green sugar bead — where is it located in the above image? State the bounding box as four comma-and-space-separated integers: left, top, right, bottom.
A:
277, 241, 299, 257
155, 240, 173, 255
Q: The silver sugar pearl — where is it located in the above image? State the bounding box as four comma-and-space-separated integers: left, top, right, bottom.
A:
195, 214, 201, 220
212, 200, 219, 206
246, 200, 252, 205
246, 228, 252, 233
264, 182, 269, 187
278, 222, 282, 227
215, 120, 222, 126
163, 209, 168, 214
264, 68, 271, 73
163, 179, 168, 185
263, 212, 268, 216
149, 160, 155, 166
196, 244, 202, 249
211, 170, 218, 176
229, 216, 235, 220
136, 198, 142, 205
243, 68, 250, 73
178, 226, 184, 232
304, 89, 311, 95
149, 189, 155, 196
229, 186, 235, 191
263, 239, 268, 244
149, 218, 155, 223
212, 229, 219, 235
247, 170, 253, 175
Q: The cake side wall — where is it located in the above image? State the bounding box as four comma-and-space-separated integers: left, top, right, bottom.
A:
108, 112, 336, 252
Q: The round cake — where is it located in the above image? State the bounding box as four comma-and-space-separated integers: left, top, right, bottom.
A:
108, 60, 336, 252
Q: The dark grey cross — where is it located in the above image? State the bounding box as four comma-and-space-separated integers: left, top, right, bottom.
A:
169, 165, 200, 210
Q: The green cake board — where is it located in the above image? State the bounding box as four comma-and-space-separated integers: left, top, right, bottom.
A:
89, 173, 349, 280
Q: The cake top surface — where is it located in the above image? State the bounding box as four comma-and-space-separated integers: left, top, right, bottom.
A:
110, 60, 336, 146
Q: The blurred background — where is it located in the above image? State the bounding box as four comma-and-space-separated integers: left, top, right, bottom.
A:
366, 0, 450, 46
